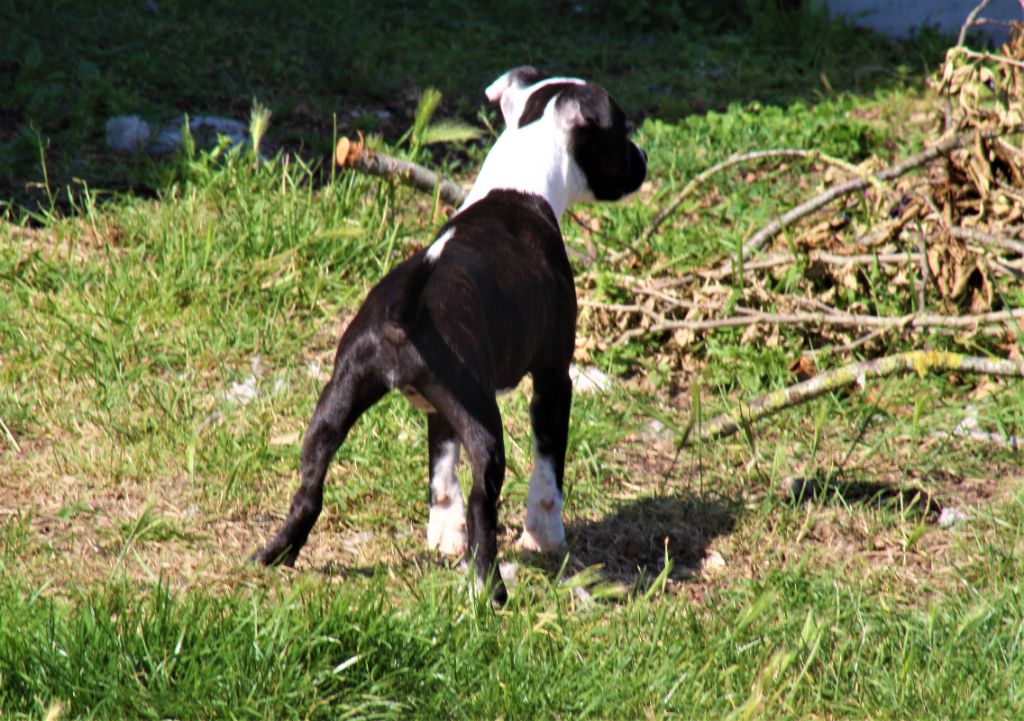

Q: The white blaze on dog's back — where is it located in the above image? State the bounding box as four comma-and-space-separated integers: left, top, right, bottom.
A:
427, 439, 467, 555
425, 227, 455, 263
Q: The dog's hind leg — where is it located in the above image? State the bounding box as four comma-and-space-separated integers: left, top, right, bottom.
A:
518, 368, 571, 552
254, 363, 386, 567
427, 384, 508, 605
426, 412, 467, 555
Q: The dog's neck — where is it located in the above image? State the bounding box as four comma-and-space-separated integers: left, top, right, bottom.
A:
459, 109, 589, 221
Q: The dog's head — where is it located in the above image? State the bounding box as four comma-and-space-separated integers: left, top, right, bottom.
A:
485, 66, 647, 203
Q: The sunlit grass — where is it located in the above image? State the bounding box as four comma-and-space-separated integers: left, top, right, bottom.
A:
2, 6, 1023, 718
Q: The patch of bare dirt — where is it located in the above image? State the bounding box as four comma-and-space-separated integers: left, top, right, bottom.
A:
3, 398, 1022, 607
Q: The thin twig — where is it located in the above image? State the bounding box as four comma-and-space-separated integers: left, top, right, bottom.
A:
996, 178, 1024, 204
956, 46, 1024, 70
643, 149, 810, 243
715, 128, 1023, 274
628, 285, 701, 309
620, 306, 1024, 340
816, 250, 922, 266
916, 224, 930, 311
689, 351, 1024, 443
806, 326, 895, 356
690, 228, 912, 280
736, 250, 923, 273
642, 148, 893, 245
968, 18, 1022, 30
958, 0, 995, 47
948, 226, 1024, 256
577, 299, 664, 322
0, 415, 21, 454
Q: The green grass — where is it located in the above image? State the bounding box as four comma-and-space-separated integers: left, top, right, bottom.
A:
3, 1, 1024, 719
2, 557, 1023, 720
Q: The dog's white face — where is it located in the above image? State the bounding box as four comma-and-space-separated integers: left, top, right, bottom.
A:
461, 67, 647, 219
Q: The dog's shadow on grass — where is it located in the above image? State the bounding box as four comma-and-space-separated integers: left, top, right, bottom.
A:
787, 473, 943, 520
566, 493, 741, 588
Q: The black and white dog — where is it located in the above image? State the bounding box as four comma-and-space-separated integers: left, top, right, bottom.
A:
254, 67, 647, 604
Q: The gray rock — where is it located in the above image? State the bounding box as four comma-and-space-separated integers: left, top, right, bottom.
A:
150, 115, 249, 157
642, 418, 675, 442
107, 113, 249, 156
105, 116, 152, 153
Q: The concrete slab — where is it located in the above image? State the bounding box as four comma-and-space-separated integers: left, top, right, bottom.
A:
825, 0, 1023, 44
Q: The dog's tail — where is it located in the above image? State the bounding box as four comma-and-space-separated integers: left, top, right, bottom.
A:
384, 255, 434, 342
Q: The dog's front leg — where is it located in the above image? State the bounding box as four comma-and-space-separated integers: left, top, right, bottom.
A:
518, 370, 571, 552
426, 412, 467, 555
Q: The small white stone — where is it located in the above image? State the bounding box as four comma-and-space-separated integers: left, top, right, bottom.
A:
224, 376, 258, 405
938, 507, 970, 529
643, 418, 675, 441
702, 549, 726, 571
569, 364, 612, 393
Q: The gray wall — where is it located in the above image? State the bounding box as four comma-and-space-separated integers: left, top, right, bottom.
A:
825, 0, 1023, 44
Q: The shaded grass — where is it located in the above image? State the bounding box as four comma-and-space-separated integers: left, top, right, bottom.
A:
1, 0, 949, 213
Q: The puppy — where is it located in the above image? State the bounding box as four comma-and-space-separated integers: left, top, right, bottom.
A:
254, 67, 647, 605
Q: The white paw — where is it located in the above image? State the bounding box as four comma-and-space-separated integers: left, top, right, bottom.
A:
516, 496, 565, 552
517, 453, 566, 552
427, 500, 467, 556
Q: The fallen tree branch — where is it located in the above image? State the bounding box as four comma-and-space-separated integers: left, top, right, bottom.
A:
619, 306, 1024, 341
713, 127, 1024, 274
640, 148, 891, 244
728, 133, 967, 265
688, 351, 1024, 443
947, 225, 1024, 256
335, 134, 468, 207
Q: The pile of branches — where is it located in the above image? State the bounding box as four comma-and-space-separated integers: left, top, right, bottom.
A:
328, 7, 1024, 441
579, 19, 1024, 368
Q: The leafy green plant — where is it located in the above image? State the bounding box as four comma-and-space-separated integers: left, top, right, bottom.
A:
401, 87, 483, 160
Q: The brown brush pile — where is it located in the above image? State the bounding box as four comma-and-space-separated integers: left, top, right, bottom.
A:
578, 24, 1024, 372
